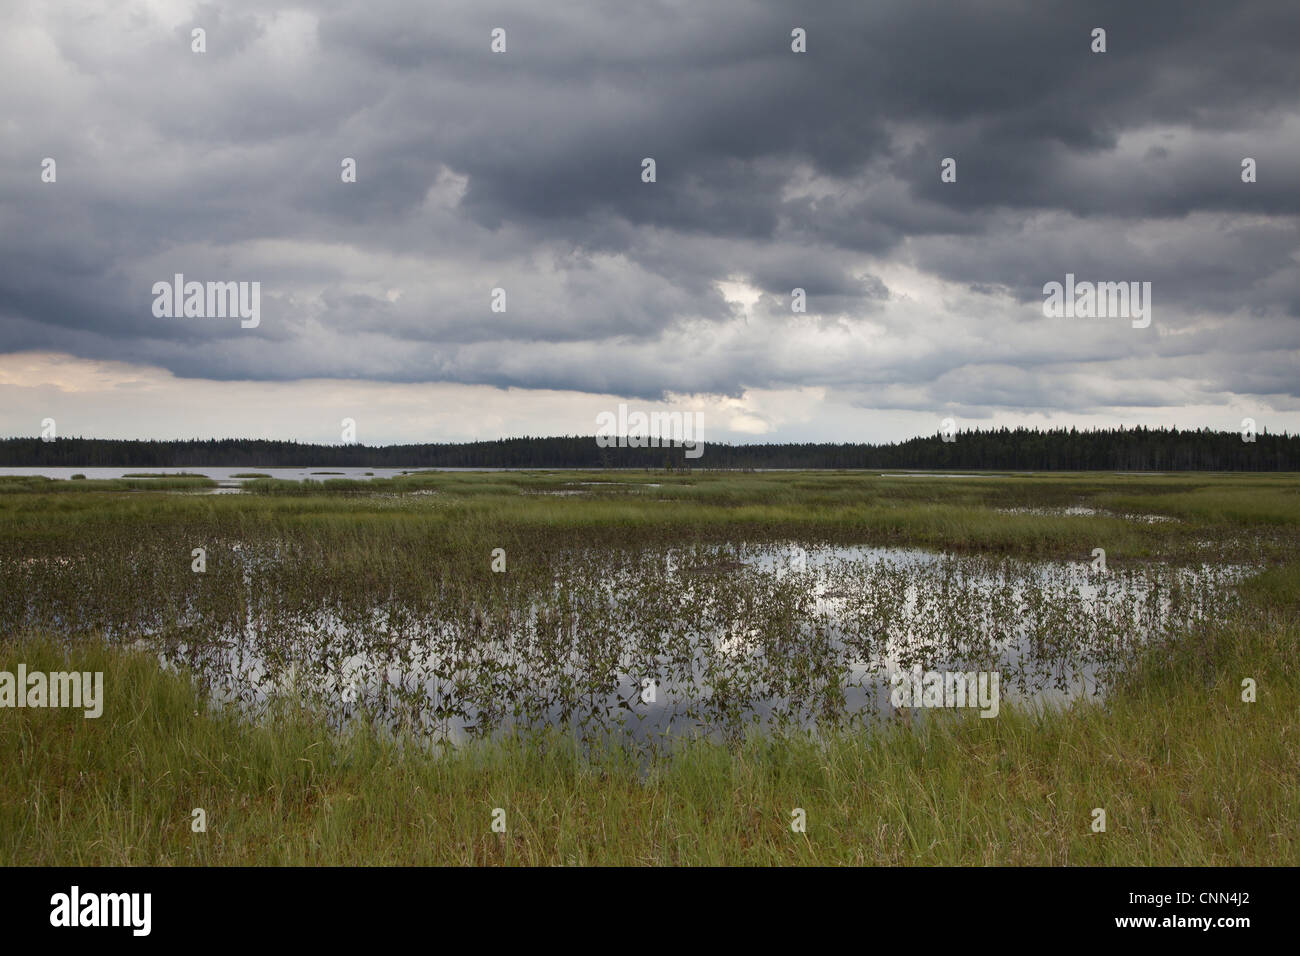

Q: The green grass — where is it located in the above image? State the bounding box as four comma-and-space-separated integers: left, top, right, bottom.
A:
1, 470, 1297, 864
3, 470, 1293, 567
2, 578, 1295, 865
0, 474, 217, 493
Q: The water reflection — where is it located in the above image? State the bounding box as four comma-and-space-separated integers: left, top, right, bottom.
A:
130, 543, 1249, 751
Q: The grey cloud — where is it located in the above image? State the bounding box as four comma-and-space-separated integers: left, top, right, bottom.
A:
1, 0, 1298, 421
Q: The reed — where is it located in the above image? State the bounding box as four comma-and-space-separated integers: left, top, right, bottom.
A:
1, 471, 1296, 864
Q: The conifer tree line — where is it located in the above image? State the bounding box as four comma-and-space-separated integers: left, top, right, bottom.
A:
0, 426, 1295, 471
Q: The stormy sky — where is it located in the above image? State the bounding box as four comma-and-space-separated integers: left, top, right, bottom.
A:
1, 0, 1298, 445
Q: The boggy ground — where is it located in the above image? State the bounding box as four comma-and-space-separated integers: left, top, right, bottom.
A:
1, 470, 1297, 864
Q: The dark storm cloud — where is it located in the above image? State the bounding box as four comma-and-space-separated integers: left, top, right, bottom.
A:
1, 0, 1298, 411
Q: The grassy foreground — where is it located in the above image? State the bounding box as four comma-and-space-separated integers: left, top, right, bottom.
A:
2, 470, 1298, 865
3, 561, 1297, 866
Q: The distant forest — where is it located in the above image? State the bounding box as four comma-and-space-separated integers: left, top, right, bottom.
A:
1, 427, 1296, 471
